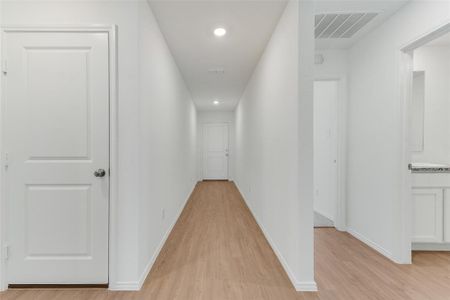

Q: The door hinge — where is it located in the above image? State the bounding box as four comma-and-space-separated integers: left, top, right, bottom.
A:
3, 153, 9, 171
2, 60, 7, 74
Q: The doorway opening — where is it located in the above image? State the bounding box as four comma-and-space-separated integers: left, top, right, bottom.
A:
400, 22, 450, 263
313, 78, 347, 231
313, 80, 338, 228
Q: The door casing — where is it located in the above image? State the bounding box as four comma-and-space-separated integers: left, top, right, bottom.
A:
397, 21, 450, 265
0, 25, 118, 291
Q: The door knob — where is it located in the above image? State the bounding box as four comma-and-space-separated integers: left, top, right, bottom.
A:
94, 169, 106, 178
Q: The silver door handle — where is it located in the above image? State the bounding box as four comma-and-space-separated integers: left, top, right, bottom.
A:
94, 169, 106, 178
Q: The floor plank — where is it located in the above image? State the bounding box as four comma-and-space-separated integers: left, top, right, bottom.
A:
1, 181, 450, 299
313, 228, 450, 300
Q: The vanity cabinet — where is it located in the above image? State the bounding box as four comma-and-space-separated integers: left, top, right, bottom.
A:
411, 173, 450, 249
412, 188, 444, 243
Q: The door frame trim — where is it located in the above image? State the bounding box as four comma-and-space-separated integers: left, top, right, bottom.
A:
201, 122, 230, 181
0, 25, 118, 291
313, 77, 348, 232
396, 21, 450, 265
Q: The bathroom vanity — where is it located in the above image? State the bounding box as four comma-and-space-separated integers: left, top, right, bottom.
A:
410, 163, 450, 250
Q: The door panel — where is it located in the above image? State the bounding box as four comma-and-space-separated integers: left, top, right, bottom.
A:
444, 189, 450, 243
26, 48, 90, 160
5, 31, 109, 284
203, 124, 229, 180
25, 185, 91, 257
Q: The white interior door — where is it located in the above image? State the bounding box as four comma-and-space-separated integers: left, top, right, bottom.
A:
313, 80, 338, 223
4, 30, 110, 284
203, 124, 229, 180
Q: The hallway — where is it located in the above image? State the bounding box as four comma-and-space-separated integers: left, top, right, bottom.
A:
141, 180, 299, 299
2, 181, 450, 299
139, 182, 450, 300
2, 181, 302, 299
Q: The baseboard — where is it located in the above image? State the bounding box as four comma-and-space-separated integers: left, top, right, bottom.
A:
136, 184, 194, 289
412, 242, 450, 251
347, 228, 395, 261
234, 182, 317, 292
295, 281, 319, 292
109, 182, 196, 291
109, 281, 140, 291
249, 207, 317, 292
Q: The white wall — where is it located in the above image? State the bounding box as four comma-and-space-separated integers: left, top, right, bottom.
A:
297, 1, 315, 287
137, 0, 197, 289
346, 1, 450, 263
0, 0, 4, 290
1, 0, 197, 289
412, 46, 450, 164
197, 111, 234, 181
315, 49, 348, 80
234, 0, 316, 291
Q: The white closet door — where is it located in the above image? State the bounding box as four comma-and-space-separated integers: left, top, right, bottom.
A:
5, 31, 110, 284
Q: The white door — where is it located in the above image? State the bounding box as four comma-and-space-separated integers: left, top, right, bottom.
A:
313, 80, 338, 223
203, 124, 229, 180
4, 31, 110, 284
412, 188, 443, 243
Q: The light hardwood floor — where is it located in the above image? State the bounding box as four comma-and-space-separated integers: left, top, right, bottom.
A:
1, 181, 450, 299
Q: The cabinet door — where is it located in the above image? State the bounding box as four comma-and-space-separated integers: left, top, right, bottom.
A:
445, 189, 450, 243
412, 188, 443, 243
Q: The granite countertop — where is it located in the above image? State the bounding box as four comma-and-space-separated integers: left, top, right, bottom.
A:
409, 163, 450, 173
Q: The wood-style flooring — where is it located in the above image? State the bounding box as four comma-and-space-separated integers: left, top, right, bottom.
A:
1, 181, 450, 299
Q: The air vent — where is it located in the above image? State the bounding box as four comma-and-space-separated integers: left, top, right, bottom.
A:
208, 68, 225, 74
315, 13, 378, 39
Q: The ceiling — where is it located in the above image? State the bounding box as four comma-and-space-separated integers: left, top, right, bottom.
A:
315, 0, 410, 50
425, 32, 450, 47
149, 1, 287, 111
149, 0, 410, 111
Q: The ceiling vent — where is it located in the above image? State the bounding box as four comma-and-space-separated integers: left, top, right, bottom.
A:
208, 68, 225, 74
315, 13, 378, 39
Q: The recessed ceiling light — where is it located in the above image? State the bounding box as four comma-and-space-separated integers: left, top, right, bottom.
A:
213, 100, 220, 105
214, 28, 227, 37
